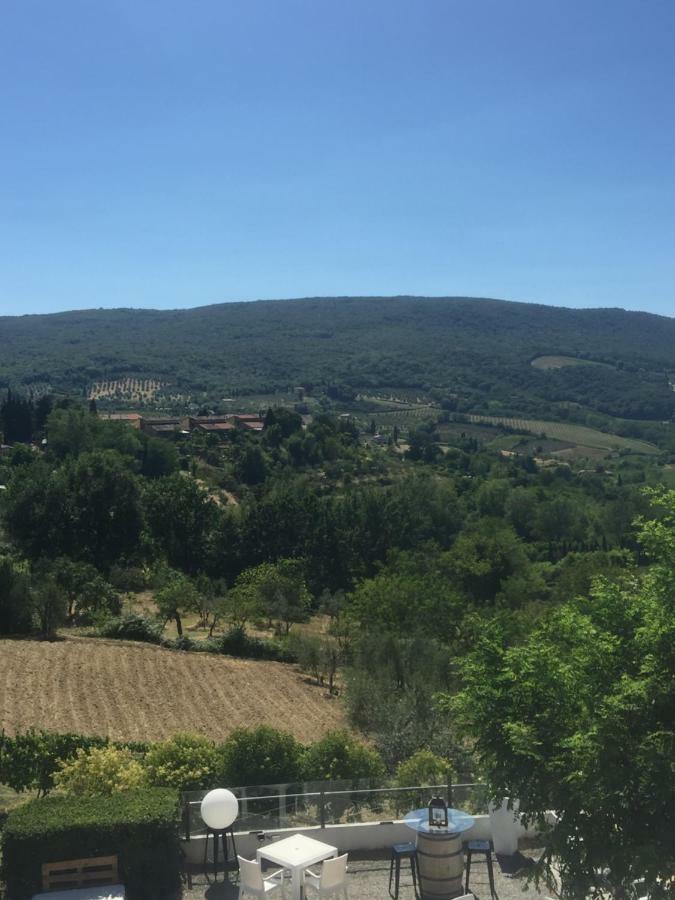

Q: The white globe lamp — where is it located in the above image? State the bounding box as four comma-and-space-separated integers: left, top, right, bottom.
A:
200, 789, 239, 878
201, 788, 239, 830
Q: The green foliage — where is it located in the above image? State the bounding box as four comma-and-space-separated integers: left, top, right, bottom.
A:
448, 490, 675, 899
47, 557, 121, 622
301, 730, 385, 782
0, 788, 180, 900
231, 560, 311, 635
2, 450, 142, 568
290, 633, 343, 694
54, 746, 146, 796
32, 578, 68, 639
395, 750, 452, 788
0, 554, 33, 634
215, 625, 297, 662
2, 298, 674, 422
221, 726, 304, 786
98, 613, 163, 644
143, 733, 221, 791
143, 473, 217, 574
344, 631, 468, 771
0, 731, 150, 796
154, 571, 200, 637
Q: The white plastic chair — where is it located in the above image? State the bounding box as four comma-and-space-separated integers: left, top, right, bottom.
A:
238, 855, 287, 899
303, 853, 349, 899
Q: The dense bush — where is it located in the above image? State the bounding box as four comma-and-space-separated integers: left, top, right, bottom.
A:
216, 625, 298, 662
395, 750, 452, 787
2, 727, 448, 803
144, 733, 222, 791
301, 730, 385, 782
98, 613, 162, 644
0, 731, 149, 795
54, 747, 146, 796
221, 726, 304, 786
108, 564, 148, 593
1, 788, 180, 900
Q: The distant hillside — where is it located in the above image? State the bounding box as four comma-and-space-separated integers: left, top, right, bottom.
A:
1, 296, 674, 421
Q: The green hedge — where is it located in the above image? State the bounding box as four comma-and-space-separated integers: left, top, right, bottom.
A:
0, 730, 150, 795
1, 788, 180, 900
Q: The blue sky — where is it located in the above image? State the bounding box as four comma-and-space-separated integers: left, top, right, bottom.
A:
1, 0, 673, 317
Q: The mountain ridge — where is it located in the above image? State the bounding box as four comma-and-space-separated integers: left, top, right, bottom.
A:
1, 296, 674, 422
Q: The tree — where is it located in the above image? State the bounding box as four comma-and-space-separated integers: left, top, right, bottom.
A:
0, 555, 33, 634
395, 749, 452, 788
233, 560, 311, 635
155, 572, 199, 637
2, 451, 142, 569
47, 557, 120, 622
301, 731, 385, 782
32, 578, 67, 639
143, 474, 217, 574
448, 489, 675, 899
221, 726, 304, 786
234, 443, 268, 485
0, 390, 33, 443
144, 733, 221, 790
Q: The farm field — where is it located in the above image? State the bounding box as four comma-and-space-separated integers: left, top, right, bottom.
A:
467, 415, 660, 455
0, 638, 345, 744
89, 378, 165, 402
531, 355, 610, 369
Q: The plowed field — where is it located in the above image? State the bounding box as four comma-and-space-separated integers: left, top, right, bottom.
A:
0, 638, 344, 743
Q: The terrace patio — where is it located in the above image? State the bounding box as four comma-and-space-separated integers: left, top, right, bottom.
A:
179, 782, 555, 900
182, 845, 550, 899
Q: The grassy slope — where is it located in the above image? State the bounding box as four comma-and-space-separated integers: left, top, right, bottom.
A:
467, 414, 660, 454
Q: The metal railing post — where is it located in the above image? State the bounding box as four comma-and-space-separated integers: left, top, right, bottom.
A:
319, 790, 326, 828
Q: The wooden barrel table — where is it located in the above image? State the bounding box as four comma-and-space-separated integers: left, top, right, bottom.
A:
404, 807, 475, 900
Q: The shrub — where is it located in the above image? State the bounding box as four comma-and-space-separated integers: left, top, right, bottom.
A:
144, 733, 221, 791
108, 564, 148, 593
161, 634, 197, 652
0, 731, 107, 795
301, 730, 385, 782
0, 731, 150, 795
54, 746, 146, 796
217, 625, 297, 662
0, 788, 180, 900
220, 726, 304, 787
98, 613, 162, 644
395, 749, 452, 787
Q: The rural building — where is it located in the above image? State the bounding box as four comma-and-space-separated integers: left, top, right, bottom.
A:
97, 412, 265, 438
99, 412, 143, 429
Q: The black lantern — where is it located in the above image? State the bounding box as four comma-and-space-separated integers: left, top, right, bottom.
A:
428, 796, 448, 827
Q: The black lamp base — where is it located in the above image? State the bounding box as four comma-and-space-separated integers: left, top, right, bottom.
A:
203, 825, 239, 881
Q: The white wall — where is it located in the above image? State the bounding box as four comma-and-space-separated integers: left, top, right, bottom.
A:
182, 813, 539, 864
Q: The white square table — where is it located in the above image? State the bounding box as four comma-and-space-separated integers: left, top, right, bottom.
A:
257, 833, 338, 899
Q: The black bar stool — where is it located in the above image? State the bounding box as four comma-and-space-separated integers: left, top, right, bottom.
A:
389, 842, 419, 899
465, 839, 496, 899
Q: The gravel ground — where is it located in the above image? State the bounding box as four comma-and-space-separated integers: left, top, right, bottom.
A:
182, 846, 552, 899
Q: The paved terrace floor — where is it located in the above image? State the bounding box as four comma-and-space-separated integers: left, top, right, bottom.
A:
183, 846, 552, 899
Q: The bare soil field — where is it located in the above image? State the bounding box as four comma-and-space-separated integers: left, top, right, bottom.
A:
0, 637, 345, 744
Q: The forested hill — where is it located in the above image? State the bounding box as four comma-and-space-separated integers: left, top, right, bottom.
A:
2, 296, 675, 420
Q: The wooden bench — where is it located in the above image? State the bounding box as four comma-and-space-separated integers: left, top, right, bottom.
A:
33, 856, 125, 899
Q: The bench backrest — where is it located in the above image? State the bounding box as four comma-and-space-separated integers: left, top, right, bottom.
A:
41, 856, 119, 892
